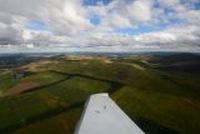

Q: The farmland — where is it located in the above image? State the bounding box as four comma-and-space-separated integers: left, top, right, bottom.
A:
0, 52, 199, 134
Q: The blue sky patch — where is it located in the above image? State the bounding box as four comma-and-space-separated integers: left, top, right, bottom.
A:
27, 20, 48, 31
83, 0, 112, 6
180, 0, 200, 10
113, 24, 172, 35
90, 15, 101, 25
193, 2, 200, 10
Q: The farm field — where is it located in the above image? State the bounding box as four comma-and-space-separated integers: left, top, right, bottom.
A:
0, 52, 199, 134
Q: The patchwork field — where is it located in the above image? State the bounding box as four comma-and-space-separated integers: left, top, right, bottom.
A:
0, 53, 199, 134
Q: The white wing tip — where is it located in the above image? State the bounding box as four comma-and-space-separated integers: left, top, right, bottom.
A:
90, 93, 109, 98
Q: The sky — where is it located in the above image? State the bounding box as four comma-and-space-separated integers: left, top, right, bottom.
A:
0, 0, 200, 53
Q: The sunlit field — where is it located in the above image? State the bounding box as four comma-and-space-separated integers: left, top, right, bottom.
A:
0, 53, 199, 134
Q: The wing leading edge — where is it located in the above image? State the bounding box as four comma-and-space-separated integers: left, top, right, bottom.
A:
75, 93, 144, 134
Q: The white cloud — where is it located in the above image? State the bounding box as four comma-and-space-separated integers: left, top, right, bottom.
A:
126, 0, 153, 22
0, 0, 199, 52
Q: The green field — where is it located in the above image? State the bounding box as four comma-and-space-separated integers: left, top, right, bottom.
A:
0, 53, 199, 134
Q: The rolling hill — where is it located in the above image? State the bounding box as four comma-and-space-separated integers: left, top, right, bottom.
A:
0, 52, 199, 134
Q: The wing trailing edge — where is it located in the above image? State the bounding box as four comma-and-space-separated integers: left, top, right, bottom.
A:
75, 93, 144, 134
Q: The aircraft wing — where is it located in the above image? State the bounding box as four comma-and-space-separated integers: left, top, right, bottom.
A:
75, 93, 145, 134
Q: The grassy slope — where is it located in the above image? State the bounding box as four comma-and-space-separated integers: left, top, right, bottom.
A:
0, 69, 110, 133
22, 71, 66, 85
112, 86, 200, 134
15, 108, 82, 134
0, 57, 199, 134
0, 74, 18, 96
50, 59, 200, 134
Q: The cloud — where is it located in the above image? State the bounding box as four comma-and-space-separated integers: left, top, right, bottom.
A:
0, 0, 199, 53
0, 22, 23, 45
126, 0, 153, 22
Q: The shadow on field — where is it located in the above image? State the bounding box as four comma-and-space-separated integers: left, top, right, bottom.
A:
1, 70, 125, 133
50, 70, 125, 95
135, 117, 179, 134
0, 102, 84, 133
23, 76, 73, 94
5, 76, 73, 97
9, 70, 124, 97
